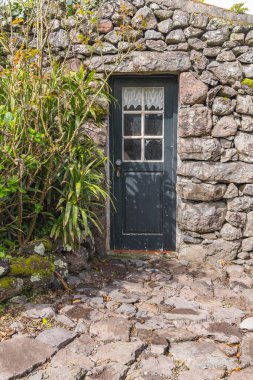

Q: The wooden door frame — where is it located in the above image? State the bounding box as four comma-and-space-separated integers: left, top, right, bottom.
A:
106, 74, 179, 253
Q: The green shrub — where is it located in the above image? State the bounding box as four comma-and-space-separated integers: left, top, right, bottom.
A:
0, 0, 132, 250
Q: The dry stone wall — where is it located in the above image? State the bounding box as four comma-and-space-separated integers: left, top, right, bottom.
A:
43, 0, 253, 263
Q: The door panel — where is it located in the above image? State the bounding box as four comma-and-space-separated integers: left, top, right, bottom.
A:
110, 76, 178, 251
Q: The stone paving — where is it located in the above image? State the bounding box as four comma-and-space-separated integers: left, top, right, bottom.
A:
1, 254, 253, 379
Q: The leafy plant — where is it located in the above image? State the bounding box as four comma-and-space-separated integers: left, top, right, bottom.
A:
230, 2, 249, 14
0, 0, 134, 250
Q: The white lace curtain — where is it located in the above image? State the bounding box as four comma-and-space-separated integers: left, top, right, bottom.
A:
123, 87, 164, 110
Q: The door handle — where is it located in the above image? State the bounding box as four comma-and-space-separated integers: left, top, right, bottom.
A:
115, 159, 122, 178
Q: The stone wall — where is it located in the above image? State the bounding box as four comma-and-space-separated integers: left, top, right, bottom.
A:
14, 0, 253, 263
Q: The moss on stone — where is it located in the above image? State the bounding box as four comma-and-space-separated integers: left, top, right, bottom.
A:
0, 277, 16, 289
241, 78, 253, 88
9, 255, 55, 278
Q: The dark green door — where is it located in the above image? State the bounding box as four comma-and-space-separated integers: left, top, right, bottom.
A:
110, 76, 178, 251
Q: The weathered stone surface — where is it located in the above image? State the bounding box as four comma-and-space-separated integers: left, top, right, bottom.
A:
170, 340, 237, 369
173, 9, 189, 27
178, 369, 225, 380
178, 180, 226, 201
146, 39, 167, 51
202, 28, 229, 46
220, 223, 242, 241
238, 51, 253, 63
184, 71, 207, 102
205, 239, 240, 262
48, 29, 69, 49
166, 29, 186, 44
246, 30, 253, 46
223, 183, 239, 199
0, 277, 23, 302
94, 341, 145, 365
179, 137, 221, 161
35, 328, 76, 349
157, 19, 173, 34
244, 212, 253, 237
212, 97, 235, 116
235, 132, 253, 163
78, 121, 106, 146
203, 46, 221, 57
179, 106, 212, 137
129, 356, 175, 378
178, 201, 226, 233
190, 13, 209, 29
132, 6, 157, 30
240, 115, 253, 132
243, 184, 253, 196
208, 61, 243, 84
97, 19, 113, 34
89, 317, 132, 342
237, 95, 253, 115
22, 304, 55, 319
177, 162, 253, 184
227, 196, 253, 212
0, 336, 55, 380
240, 333, 253, 366
184, 26, 203, 38
0, 259, 9, 278
86, 363, 128, 380
154, 10, 173, 21
240, 317, 253, 331
89, 51, 191, 73
217, 50, 236, 62
190, 49, 208, 69
242, 237, 253, 252
229, 367, 253, 380
212, 115, 238, 137
145, 29, 163, 40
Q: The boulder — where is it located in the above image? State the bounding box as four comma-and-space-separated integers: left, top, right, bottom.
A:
212, 97, 235, 116
190, 13, 209, 29
242, 184, 253, 196
227, 196, 253, 212
146, 39, 167, 51
157, 19, 173, 34
177, 162, 253, 184
48, 29, 69, 49
177, 180, 226, 201
190, 50, 208, 69
242, 237, 253, 252
179, 106, 212, 137
179, 137, 221, 161
180, 73, 209, 106
208, 61, 243, 85
234, 131, 253, 163
246, 30, 253, 46
212, 116, 238, 137
97, 19, 113, 34
132, 6, 157, 30
202, 28, 229, 46
0, 277, 23, 302
220, 223, 242, 241
0, 259, 9, 278
240, 115, 253, 132
173, 9, 189, 27
166, 29, 186, 44
178, 201, 226, 233
226, 211, 247, 228
237, 95, 253, 115
223, 183, 239, 199
205, 239, 241, 262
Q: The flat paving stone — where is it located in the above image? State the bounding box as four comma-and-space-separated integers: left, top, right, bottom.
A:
170, 340, 238, 370
178, 368, 225, 380
127, 356, 175, 379
86, 363, 128, 380
229, 367, 253, 379
35, 328, 77, 349
90, 317, 132, 342
93, 341, 146, 365
0, 336, 55, 380
240, 333, 253, 366
240, 317, 253, 331
22, 304, 55, 319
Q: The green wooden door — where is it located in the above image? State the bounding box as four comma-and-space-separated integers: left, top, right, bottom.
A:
110, 76, 178, 251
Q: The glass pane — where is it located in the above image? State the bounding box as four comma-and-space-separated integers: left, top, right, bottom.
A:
123, 88, 142, 110
144, 88, 164, 110
145, 139, 162, 161
145, 114, 163, 136
124, 114, 141, 136
124, 139, 141, 161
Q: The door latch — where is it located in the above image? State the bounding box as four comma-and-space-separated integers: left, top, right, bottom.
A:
115, 159, 122, 178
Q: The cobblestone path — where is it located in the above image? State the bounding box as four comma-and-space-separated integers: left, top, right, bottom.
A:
1, 254, 253, 379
